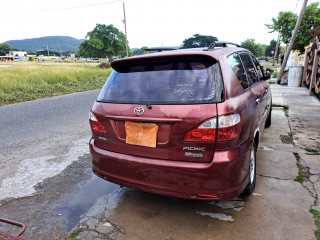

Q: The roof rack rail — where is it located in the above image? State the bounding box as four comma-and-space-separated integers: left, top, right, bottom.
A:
206, 41, 240, 51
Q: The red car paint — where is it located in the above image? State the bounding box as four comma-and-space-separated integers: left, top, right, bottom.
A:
89, 44, 272, 200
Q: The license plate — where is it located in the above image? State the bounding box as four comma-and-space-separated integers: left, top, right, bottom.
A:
125, 121, 159, 148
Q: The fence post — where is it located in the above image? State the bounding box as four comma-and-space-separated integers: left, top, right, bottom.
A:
302, 45, 311, 87
309, 48, 319, 96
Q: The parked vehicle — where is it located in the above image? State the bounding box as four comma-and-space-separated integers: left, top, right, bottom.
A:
89, 41, 272, 200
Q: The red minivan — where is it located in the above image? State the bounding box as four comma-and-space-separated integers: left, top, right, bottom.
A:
89, 42, 272, 200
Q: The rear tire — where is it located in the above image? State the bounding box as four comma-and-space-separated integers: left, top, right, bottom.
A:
242, 141, 256, 196
265, 106, 272, 128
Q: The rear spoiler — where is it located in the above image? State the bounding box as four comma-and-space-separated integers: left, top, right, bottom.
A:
144, 47, 178, 52
110, 53, 218, 71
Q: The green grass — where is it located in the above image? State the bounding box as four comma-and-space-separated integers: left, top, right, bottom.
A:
0, 62, 111, 105
272, 103, 289, 109
265, 67, 279, 78
272, 103, 289, 117
288, 131, 295, 138
305, 147, 320, 155
293, 152, 309, 183
310, 209, 320, 239
66, 228, 82, 240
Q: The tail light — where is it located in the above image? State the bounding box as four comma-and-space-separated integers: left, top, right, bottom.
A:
184, 113, 241, 142
89, 111, 107, 134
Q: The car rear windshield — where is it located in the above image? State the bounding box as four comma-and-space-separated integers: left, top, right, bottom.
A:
97, 57, 224, 104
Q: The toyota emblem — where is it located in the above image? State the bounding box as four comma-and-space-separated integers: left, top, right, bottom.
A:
134, 107, 144, 116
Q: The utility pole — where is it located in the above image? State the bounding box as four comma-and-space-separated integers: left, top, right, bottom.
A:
273, 33, 280, 66
47, 46, 50, 56
123, 2, 129, 57
277, 0, 308, 81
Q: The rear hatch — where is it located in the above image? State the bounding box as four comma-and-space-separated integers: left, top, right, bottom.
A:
91, 54, 224, 163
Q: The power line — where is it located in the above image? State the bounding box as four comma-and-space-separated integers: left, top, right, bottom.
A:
40, 0, 120, 11
2, 12, 63, 30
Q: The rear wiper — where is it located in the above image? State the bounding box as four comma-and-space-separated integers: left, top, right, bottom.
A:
146, 102, 152, 109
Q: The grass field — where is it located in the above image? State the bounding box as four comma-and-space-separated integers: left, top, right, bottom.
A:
0, 62, 112, 106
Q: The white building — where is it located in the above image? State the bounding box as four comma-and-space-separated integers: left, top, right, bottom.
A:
9, 51, 27, 57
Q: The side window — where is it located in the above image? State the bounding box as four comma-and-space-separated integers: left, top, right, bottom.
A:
239, 53, 259, 85
251, 55, 263, 80
227, 53, 250, 89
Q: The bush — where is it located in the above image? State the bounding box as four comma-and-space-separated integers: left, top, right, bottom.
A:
98, 62, 111, 69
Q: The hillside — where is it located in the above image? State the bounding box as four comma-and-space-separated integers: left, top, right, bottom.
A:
5, 36, 84, 52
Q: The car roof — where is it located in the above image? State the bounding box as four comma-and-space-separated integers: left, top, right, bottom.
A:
111, 42, 249, 68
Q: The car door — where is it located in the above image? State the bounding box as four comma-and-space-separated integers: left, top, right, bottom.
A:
226, 52, 260, 142
238, 52, 267, 132
251, 54, 271, 130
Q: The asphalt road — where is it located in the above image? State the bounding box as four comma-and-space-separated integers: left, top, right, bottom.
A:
0, 90, 99, 180
0, 90, 121, 239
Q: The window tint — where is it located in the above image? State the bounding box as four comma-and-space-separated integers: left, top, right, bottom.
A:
239, 53, 259, 85
97, 59, 224, 104
251, 55, 263, 80
227, 53, 250, 89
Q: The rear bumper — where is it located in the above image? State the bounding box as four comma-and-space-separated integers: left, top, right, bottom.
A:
90, 138, 251, 201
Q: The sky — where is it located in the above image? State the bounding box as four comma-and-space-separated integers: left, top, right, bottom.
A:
1, 0, 317, 48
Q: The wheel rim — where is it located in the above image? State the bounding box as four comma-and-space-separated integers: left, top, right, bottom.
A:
249, 145, 255, 184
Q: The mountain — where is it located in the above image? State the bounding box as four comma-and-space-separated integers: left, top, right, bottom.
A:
5, 36, 84, 52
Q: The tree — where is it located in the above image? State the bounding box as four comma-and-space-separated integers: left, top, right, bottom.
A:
36, 50, 60, 56
267, 3, 320, 53
278, 0, 308, 81
0, 43, 11, 56
181, 34, 218, 48
132, 46, 149, 55
266, 11, 297, 45
240, 39, 265, 57
79, 24, 127, 60
294, 2, 320, 53
265, 39, 277, 57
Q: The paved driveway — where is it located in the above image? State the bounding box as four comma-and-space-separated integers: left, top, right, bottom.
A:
75, 96, 315, 240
